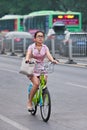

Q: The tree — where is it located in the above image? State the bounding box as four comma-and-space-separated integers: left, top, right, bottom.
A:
0, 0, 87, 29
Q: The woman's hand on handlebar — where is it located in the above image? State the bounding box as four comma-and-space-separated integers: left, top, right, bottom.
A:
25, 59, 36, 64
52, 59, 59, 64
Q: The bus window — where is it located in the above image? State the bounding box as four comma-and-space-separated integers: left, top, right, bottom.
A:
0, 15, 24, 32
52, 22, 66, 34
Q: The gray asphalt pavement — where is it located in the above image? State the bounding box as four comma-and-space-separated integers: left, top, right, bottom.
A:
0, 55, 87, 130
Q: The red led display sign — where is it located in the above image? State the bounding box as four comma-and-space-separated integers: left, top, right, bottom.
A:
53, 15, 79, 25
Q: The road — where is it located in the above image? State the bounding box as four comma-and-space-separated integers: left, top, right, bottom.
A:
0, 56, 87, 130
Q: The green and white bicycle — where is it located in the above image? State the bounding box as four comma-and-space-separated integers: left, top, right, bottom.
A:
28, 61, 54, 122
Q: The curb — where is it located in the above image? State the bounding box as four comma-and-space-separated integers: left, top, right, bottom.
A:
0, 54, 87, 68
59, 61, 87, 68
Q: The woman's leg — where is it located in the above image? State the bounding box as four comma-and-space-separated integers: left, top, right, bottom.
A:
27, 76, 40, 109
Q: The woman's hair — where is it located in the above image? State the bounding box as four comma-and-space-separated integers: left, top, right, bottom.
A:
34, 30, 45, 38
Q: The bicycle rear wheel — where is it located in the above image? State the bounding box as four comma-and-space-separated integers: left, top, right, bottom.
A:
40, 88, 51, 122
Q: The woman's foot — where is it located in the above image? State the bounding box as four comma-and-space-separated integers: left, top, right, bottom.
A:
27, 101, 33, 112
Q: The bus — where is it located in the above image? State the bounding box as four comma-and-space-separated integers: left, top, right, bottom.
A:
23, 10, 82, 34
0, 15, 24, 33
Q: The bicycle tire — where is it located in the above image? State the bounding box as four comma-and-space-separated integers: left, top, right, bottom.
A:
40, 88, 51, 122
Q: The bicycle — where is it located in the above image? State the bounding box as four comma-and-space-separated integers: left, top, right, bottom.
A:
28, 61, 54, 122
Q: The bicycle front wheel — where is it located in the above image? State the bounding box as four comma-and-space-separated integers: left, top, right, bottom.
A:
40, 88, 51, 122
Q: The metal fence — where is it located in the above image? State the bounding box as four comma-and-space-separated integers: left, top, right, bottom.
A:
0, 31, 33, 56
45, 32, 87, 57
0, 32, 87, 62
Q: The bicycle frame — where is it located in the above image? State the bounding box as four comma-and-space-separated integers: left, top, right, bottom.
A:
32, 73, 46, 106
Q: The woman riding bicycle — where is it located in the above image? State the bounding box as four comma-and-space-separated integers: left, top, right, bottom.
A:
25, 30, 58, 112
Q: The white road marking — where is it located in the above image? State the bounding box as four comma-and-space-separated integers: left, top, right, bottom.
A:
0, 68, 18, 73
0, 67, 29, 129
0, 114, 30, 130
66, 82, 87, 89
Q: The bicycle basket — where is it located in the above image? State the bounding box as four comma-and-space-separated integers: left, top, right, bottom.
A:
35, 62, 54, 74
45, 62, 54, 73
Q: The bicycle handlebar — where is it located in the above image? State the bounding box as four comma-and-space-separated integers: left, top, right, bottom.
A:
34, 61, 54, 73
25, 59, 56, 73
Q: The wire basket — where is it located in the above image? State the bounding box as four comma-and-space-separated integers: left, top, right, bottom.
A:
34, 61, 54, 74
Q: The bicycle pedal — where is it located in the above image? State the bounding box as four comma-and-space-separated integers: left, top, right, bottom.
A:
42, 87, 47, 92
28, 108, 34, 112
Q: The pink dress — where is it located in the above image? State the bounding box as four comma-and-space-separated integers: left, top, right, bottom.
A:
28, 43, 49, 76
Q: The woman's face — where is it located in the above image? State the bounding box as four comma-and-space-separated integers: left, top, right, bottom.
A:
34, 32, 44, 44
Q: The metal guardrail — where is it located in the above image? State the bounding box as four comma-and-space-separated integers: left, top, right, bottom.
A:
0, 32, 87, 63
70, 33, 87, 57
0, 31, 33, 56
45, 32, 87, 63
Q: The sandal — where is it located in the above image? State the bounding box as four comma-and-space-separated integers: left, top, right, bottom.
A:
27, 106, 34, 112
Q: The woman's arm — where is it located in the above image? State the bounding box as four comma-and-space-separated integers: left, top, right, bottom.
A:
46, 48, 58, 64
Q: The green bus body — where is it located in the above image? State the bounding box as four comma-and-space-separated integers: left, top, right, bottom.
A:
0, 15, 24, 32
23, 10, 82, 34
